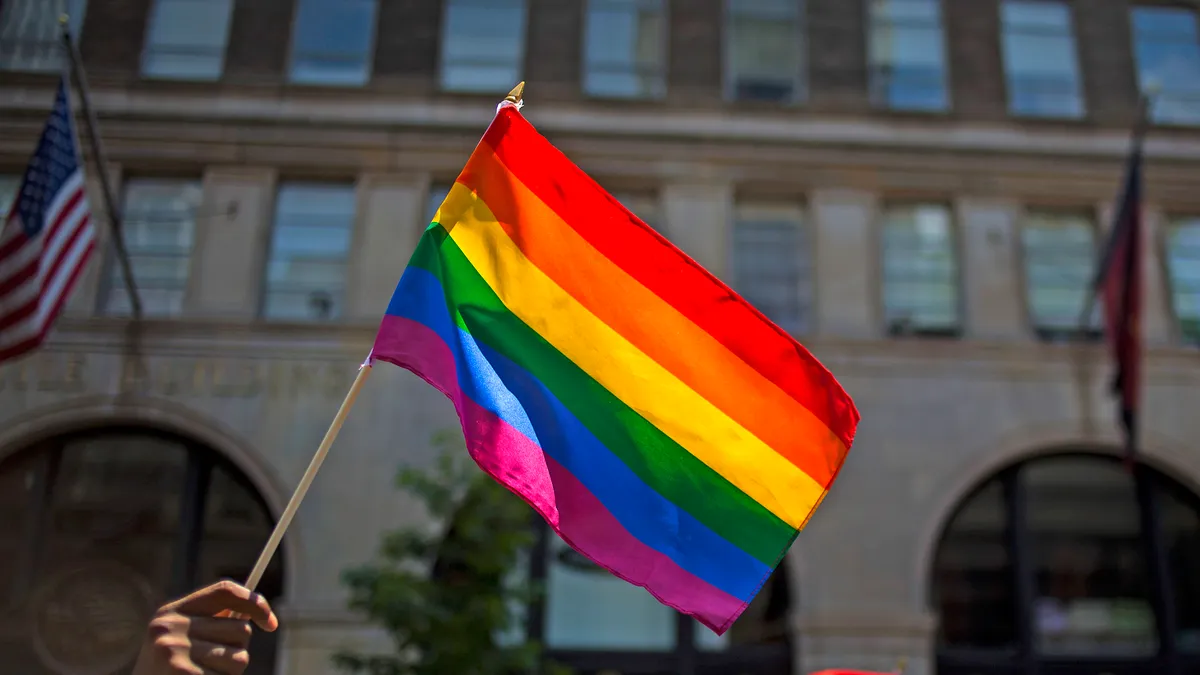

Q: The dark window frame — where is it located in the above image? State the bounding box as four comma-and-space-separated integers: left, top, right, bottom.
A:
932, 452, 1200, 675
0, 426, 284, 675
525, 522, 794, 675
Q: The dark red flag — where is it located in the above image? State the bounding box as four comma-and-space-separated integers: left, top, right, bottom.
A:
1092, 144, 1143, 462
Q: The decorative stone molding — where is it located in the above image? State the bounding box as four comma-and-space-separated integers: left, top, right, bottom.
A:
792, 611, 937, 675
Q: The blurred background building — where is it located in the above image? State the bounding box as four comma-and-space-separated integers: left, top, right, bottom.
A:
1, 1, 1199, 674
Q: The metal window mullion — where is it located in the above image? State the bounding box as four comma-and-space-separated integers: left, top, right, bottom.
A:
1133, 463, 1181, 674
170, 449, 212, 597
676, 612, 696, 675
11, 443, 63, 609
526, 519, 550, 672
1004, 467, 1038, 675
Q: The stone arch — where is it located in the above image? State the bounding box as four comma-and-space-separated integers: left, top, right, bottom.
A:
911, 422, 1200, 608
0, 393, 303, 601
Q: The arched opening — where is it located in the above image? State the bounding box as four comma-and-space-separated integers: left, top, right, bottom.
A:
527, 524, 793, 675
0, 426, 285, 675
931, 452, 1200, 674
431, 476, 796, 675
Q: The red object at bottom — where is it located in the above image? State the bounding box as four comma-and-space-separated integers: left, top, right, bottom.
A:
809, 671, 895, 675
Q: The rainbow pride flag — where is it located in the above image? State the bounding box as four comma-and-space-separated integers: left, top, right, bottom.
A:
370, 102, 859, 634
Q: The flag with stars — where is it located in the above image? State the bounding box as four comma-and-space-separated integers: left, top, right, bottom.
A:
0, 77, 96, 363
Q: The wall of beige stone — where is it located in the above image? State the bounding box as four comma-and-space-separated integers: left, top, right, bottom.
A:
3, 102, 1200, 674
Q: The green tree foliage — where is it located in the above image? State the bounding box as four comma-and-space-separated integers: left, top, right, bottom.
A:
334, 430, 569, 675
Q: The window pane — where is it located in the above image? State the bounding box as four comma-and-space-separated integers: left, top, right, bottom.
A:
1001, 1, 1084, 118
869, 0, 948, 111
0, 451, 44, 611
1165, 216, 1200, 343
1160, 480, 1200, 654
105, 180, 202, 317
441, 0, 526, 93
0, 0, 85, 72
1021, 211, 1097, 333
584, 0, 666, 99
696, 565, 791, 651
263, 183, 356, 322
727, 0, 802, 102
934, 479, 1017, 650
543, 534, 674, 650
428, 184, 453, 223
1025, 458, 1156, 657
882, 203, 960, 334
733, 204, 810, 334
0, 175, 19, 216
289, 0, 377, 86
611, 191, 660, 232
142, 0, 234, 80
1131, 7, 1200, 125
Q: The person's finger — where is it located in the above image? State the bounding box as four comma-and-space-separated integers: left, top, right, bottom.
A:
170, 581, 278, 631
185, 617, 254, 648
191, 639, 252, 675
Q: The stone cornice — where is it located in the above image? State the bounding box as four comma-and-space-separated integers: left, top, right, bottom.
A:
26, 317, 1199, 384
3, 84, 1200, 163
8, 85, 1200, 203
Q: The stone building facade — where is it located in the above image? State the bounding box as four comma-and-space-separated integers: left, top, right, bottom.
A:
1, 1, 1199, 674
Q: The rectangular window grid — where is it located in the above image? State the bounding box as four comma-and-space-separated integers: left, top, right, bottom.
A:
440, 0, 527, 93
262, 183, 357, 321
1165, 216, 1200, 344
881, 203, 961, 336
104, 179, 202, 317
868, 0, 949, 112
1131, 7, 1200, 126
611, 191, 660, 232
1021, 210, 1098, 338
289, 0, 378, 86
0, 0, 86, 72
584, 0, 666, 99
726, 0, 804, 103
0, 175, 19, 216
142, 0, 235, 81
732, 203, 810, 334
1000, 0, 1084, 119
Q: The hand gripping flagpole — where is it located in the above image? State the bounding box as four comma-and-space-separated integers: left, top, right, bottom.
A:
236, 81, 529, 597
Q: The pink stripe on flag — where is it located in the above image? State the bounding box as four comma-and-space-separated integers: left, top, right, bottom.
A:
373, 314, 746, 632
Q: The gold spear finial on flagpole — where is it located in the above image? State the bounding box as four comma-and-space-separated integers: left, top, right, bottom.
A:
504, 81, 525, 105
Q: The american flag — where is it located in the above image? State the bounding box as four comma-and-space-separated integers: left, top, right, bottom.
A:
0, 77, 96, 363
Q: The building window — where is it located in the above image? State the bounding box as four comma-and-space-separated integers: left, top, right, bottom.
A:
868, 0, 948, 112
1000, 0, 1084, 118
262, 183, 356, 322
1131, 7, 1200, 126
0, 428, 283, 674
933, 453, 1200, 673
0, 0, 86, 72
0, 175, 19, 215
440, 0, 527, 93
612, 191, 660, 232
142, 0, 235, 80
583, 0, 666, 99
732, 203, 811, 334
1021, 210, 1097, 340
1165, 216, 1200, 344
881, 203, 960, 336
526, 526, 792, 674
427, 183, 452, 224
289, 0, 377, 86
102, 180, 202, 317
725, 0, 803, 103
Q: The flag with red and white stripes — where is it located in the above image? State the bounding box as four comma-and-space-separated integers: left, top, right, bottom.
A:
0, 76, 95, 363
